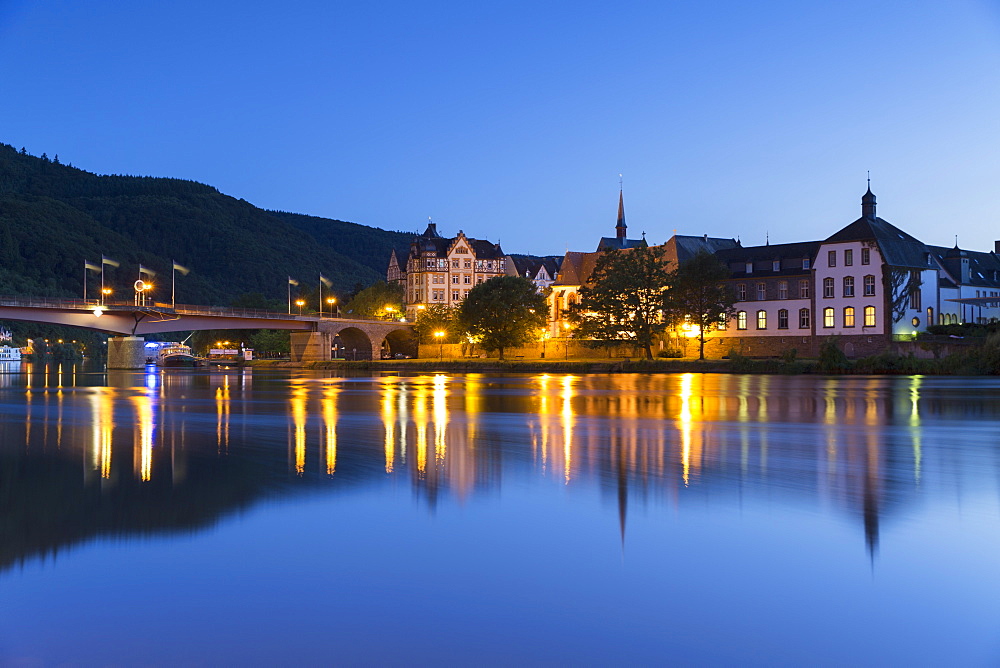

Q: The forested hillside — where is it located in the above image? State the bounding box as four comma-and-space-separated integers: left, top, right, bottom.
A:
0, 143, 415, 306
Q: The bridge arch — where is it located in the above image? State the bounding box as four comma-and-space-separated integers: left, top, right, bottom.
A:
336, 327, 375, 360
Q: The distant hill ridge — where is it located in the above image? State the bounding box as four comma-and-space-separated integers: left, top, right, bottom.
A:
0, 142, 416, 306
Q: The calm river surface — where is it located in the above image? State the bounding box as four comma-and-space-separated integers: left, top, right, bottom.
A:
1, 365, 999, 666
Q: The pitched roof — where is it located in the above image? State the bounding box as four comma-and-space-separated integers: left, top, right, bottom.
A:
554, 251, 601, 286
825, 216, 931, 269
714, 240, 820, 263
597, 237, 646, 251
671, 235, 740, 263
510, 255, 563, 279
927, 245, 1000, 288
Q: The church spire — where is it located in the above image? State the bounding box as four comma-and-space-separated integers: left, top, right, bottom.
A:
616, 175, 626, 240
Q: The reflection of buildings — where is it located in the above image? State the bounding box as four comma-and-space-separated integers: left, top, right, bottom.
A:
3, 367, 999, 570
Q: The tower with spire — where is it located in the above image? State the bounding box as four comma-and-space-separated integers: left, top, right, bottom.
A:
597, 178, 646, 251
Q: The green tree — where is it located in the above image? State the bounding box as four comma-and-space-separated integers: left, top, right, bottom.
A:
669, 250, 736, 360
343, 281, 404, 319
249, 329, 290, 356
413, 304, 461, 343
570, 245, 673, 359
458, 276, 546, 359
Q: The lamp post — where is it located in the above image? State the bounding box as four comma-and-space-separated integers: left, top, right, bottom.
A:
327, 297, 338, 318
562, 322, 571, 359
540, 329, 549, 358
101, 287, 113, 305
434, 330, 445, 360
385, 305, 396, 321
295, 299, 305, 315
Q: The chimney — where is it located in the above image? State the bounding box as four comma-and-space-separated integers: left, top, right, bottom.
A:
995, 240, 1000, 254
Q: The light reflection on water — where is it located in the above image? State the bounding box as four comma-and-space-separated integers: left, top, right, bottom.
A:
1, 366, 1000, 664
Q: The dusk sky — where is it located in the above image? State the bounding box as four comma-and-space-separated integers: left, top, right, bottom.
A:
2, 1, 998, 256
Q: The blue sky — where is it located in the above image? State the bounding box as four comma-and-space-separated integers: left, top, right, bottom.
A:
1, 1, 999, 256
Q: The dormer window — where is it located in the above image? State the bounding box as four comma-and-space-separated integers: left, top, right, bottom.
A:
745, 262, 753, 274
772, 260, 780, 272
803, 258, 810, 270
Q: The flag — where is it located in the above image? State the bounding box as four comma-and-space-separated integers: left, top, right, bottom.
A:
139, 264, 157, 277
319, 274, 332, 288
85, 261, 101, 272
102, 255, 120, 268
172, 261, 190, 276
288, 277, 299, 286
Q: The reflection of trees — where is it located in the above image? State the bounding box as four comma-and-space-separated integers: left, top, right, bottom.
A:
1, 370, 998, 570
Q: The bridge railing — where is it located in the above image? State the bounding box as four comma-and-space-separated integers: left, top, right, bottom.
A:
0, 296, 407, 324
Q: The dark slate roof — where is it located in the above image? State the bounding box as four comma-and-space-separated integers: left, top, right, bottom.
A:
404, 227, 505, 261
597, 237, 646, 251
470, 238, 505, 259
927, 245, 1000, 288
510, 255, 562, 279
672, 235, 740, 263
714, 240, 820, 263
825, 216, 930, 269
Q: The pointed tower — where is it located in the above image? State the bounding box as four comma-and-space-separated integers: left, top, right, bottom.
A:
862, 185, 877, 220
616, 188, 627, 240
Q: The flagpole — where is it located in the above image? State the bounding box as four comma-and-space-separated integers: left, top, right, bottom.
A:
319, 276, 323, 317
288, 278, 291, 314
172, 261, 176, 308
83, 262, 87, 301
101, 264, 105, 305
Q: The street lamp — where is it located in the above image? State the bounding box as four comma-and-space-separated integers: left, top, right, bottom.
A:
327, 297, 339, 318
385, 305, 396, 321
434, 330, 445, 360
295, 299, 305, 315
562, 322, 571, 359
101, 287, 112, 305
539, 328, 550, 358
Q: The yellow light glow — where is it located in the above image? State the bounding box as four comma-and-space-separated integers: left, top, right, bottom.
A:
322, 384, 338, 476
290, 381, 307, 475
130, 393, 155, 482
561, 375, 575, 483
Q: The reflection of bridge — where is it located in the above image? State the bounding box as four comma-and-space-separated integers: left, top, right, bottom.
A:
0, 297, 413, 366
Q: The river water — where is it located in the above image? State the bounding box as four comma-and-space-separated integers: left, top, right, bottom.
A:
1, 365, 999, 666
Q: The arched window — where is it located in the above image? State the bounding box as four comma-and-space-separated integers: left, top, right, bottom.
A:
756, 310, 767, 329
823, 277, 835, 298
823, 307, 835, 328
863, 275, 876, 296
864, 306, 876, 327
844, 306, 855, 328
799, 308, 811, 329
843, 276, 855, 297
737, 311, 747, 330
777, 309, 789, 329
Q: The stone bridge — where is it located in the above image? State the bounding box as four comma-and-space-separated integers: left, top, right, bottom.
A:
0, 297, 415, 366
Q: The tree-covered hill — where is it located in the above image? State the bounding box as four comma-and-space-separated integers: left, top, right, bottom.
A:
0, 143, 416, 306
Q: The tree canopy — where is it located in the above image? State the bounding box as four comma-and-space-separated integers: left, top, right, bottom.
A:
570, 245, 673, 359
458, 276, 547, 359
343, 281, 404, 319
670, 250, 736, 360
413, 304, 462, 343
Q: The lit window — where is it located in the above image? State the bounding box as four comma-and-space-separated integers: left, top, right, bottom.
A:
864, 275, 876, 296
845, 249, 853, 266
844, 306, 855, 328
823, 307, 835, 328
843, 276, 855, 297
757, 282, 766, 300
737, 311, 747, 330
864, 306, 876, 327
799, 280, 810, 298
823, 277, 835, 298
778, 281, 788, 299
799, 308, 811, 329
861, 248, 870, 265
777, 309, 789, 329
828, 250, 836, 267
757, 310, 767, 329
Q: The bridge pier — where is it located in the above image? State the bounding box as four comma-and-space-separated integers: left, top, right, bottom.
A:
107, 336, 147, 369
290, 331, 332, 362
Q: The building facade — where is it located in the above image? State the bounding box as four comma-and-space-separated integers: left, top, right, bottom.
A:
388, 222, 508, 320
